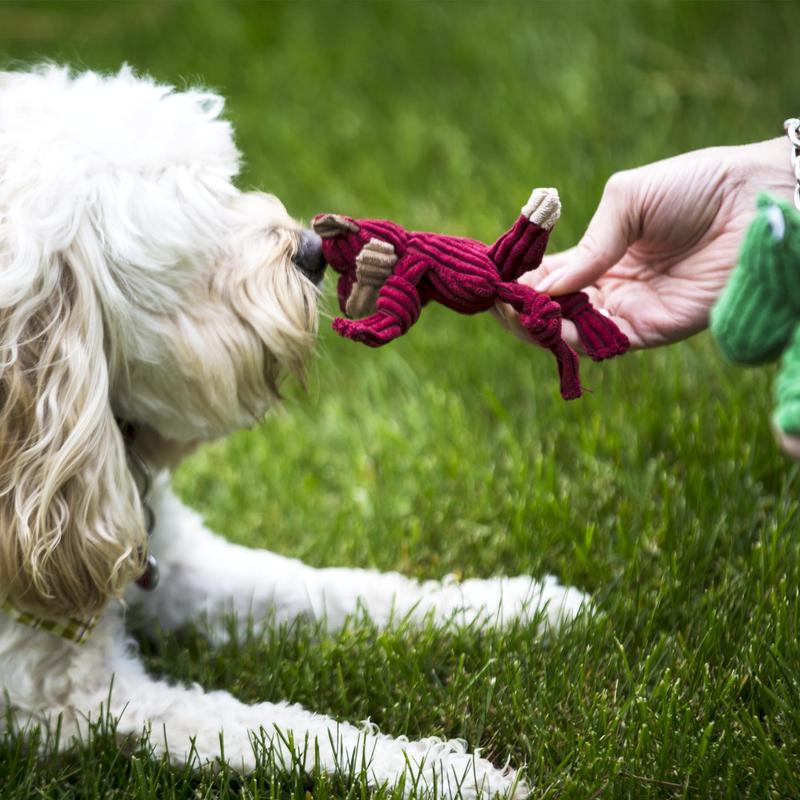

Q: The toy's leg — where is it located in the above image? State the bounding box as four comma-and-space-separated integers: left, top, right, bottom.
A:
496, 281, 582, 399
489, 188, 561, 282
711, 196, 800, 365
333, 273, 422, 347
554, 291, 630, 361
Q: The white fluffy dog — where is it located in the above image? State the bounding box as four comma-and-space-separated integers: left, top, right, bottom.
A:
0, 66, 587, 798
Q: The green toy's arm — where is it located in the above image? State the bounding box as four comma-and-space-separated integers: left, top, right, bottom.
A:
774, 323, 800, 435
711, 194, 800, 365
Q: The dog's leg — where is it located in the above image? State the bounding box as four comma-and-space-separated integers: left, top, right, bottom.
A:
131, 475, 588, 639
0, 609, 524, 798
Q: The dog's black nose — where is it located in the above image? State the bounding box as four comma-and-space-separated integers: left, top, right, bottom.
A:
293, 229, 326, 285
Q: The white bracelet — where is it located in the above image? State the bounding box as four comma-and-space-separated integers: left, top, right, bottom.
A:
783, 118, 800, 209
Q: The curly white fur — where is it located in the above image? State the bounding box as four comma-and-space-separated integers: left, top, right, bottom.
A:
0, 65, 588, 798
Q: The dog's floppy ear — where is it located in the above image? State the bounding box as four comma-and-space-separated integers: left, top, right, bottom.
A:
0, 242, 147, 620
312, 213, 360, 239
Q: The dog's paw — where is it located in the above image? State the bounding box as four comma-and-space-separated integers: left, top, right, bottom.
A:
529, 574, 591, 629
382, 734, 528, 799
414, 574, 590, 632
490, 574, 590, 630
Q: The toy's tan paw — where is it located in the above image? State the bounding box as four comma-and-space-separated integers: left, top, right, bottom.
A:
345, 238, 397, 319
312, 213, 360, 238
522, 187, 561, 230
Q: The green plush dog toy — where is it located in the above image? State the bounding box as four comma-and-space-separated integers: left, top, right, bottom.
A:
711, 193, 800, 454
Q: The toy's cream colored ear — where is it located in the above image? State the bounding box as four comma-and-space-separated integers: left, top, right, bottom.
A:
346, 237, 397, 319
312, 214, 360, 238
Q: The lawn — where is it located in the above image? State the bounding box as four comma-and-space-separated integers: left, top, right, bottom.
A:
2, 1, 800, 798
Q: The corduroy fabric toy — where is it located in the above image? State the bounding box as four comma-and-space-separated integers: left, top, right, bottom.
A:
711, 193, 800, 439
312, 188, 629, 399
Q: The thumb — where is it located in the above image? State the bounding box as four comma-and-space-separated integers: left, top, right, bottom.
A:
533, 176, 636, 294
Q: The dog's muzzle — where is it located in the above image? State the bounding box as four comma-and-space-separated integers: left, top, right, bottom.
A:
293, 229, 326, 285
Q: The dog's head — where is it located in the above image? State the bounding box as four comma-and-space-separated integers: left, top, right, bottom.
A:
0, 66, 321, 618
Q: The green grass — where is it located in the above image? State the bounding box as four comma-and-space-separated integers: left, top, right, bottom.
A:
2, 1, 800, 797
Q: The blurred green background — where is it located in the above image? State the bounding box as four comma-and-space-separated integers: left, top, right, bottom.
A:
2, 2, 800, 798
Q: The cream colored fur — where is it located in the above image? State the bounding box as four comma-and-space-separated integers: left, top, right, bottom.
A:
0, 66, 317, 617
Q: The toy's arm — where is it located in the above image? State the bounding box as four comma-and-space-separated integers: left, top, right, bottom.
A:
333, 252, 429, 347
345, 238, 398, 319
489, 188, 561, 282
774, 324, 800, 437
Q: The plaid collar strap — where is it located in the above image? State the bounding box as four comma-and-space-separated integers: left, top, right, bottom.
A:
1, 599, 99, 644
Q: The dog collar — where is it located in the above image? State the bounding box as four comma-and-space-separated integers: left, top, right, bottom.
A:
1, 599, 99, 645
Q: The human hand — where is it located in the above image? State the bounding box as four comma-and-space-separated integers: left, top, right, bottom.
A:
498, 138, 795, 350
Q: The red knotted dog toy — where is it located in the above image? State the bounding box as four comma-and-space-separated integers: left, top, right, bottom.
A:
312, 188, 629, 399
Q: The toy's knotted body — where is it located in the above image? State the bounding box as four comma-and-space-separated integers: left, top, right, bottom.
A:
313, 188, 629, 399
